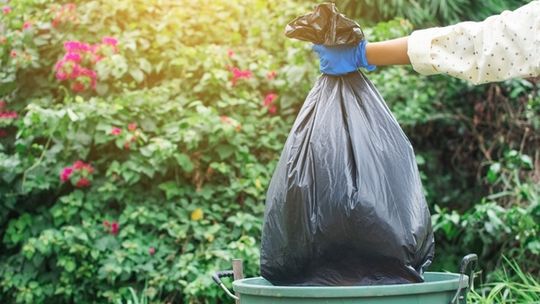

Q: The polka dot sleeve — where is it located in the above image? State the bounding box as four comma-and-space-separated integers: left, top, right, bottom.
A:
407, 0, 539, 85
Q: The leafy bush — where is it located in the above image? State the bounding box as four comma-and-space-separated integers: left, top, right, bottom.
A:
338, 0, 529, 26
0, 0, 315, 302
372, 68, 540, 278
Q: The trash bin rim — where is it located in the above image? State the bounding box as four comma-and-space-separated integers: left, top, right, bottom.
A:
233, 272, 468, 298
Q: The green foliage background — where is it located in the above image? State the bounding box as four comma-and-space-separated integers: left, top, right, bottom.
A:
338, 0, 529, 26
0, 0, 538, 303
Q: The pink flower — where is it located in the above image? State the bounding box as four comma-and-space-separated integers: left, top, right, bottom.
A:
70, 64, 83, 78
263, 93, 278, 106
52, 17, 61, 28
268, 105, 277, 114
22, 21, 32, 30
64, 41, 91, 53
75, 177, 90, 188
55, 61, 97, 90
83, 164, 94, 174
56, 39, 107, 91
71, 81, 86, 92
77, 67, 97, 78
60, 166, 74, 182
266, 71, 277, 80
101, 37, 118, 53
111, 127, 122, 136
227, 49, 235, 57
263, 93, 278, 114
56, 72, 68, 81
64, 41, 81, 52
148, 247, 156, 256
229, 67, 252, 86
81, 43, 92, 52
71, 160, 94, 175
110, 222, 119, 235
73, 160, 85, 170
128, 123, 137, 131
54, 60, 79, 80
102, 37, 118, 47
54, 59, 66, 72
0, 111, 18, 119
10, 50, 17, 58
64, 52, 82, 63
2, 6, 11, 14
232, 67, 252, 79
73, 67, 97, 89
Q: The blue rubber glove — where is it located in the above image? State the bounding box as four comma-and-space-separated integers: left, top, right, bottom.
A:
312, 40, 376, 75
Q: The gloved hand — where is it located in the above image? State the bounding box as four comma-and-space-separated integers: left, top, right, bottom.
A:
312, 40, 376, 75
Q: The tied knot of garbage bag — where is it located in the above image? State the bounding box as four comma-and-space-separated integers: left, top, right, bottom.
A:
285, 2, 364, 46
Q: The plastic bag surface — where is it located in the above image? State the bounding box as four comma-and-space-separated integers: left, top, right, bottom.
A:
260, 72, 435, 286
260, 4, 435, 286
285, 2, 364, 46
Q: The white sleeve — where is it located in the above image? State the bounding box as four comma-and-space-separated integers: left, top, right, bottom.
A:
407, 1, 540, 85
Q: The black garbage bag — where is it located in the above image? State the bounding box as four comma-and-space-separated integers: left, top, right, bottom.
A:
260, 3, 435, 286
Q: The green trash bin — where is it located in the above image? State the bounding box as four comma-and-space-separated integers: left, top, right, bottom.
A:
214, 254, 477, 304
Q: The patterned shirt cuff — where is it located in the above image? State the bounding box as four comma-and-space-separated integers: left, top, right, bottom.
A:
407, 28, 441, 75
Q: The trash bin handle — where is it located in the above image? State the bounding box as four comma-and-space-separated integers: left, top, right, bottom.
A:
212, 270, 239, 301
451, 253, 478, 304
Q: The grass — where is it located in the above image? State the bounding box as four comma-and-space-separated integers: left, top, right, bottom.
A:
469, 257, 540, 303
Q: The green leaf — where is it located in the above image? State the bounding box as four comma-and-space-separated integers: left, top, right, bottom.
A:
174, 153, 194, 172
159, 181, 185, 199
110, 54, 128, 78
215, 144, 235, 160
66, 109, 79, 121
96, 83, 109, 95
415, 154, 425, 166
487, 163, 501, 183
65, 260, 76, 272
520, 154, 533, 169
139, 58, 152, 73
95, 235, 120, 252
129, 68, 144, 83
527, 241, 540, 254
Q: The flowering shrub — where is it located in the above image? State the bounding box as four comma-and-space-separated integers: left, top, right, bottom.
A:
54, 38, 118, 92
60, 160, 94, 188
263, 93, 279, 114
103, 220, 120, 235
0, 0, 315, 303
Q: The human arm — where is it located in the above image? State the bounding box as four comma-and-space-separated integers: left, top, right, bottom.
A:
315, 1, 539, 84
405, 0, 539, 84
365, 37, 410, 66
